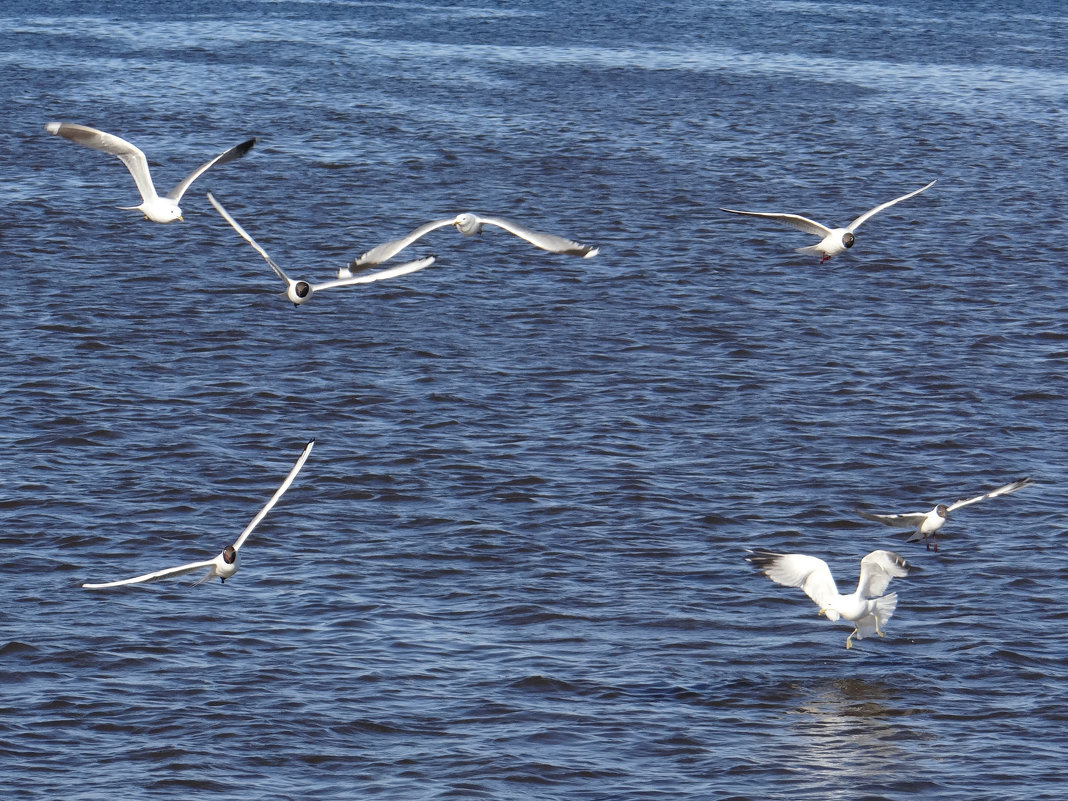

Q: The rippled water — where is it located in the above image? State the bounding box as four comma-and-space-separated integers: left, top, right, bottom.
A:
2, 1, 1066, 799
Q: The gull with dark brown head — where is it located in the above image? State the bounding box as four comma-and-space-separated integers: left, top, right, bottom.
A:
207, 193, 434, 306
857, 476, 1033, 552
82, 441, 314, 589
720, 180, 935, 263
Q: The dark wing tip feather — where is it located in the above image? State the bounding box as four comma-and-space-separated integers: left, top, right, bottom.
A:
745, 549, 782, 572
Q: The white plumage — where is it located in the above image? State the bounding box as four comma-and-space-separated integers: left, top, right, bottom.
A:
82, 441, 313, 589
720, 180, 935, 262
747, 549, 912, 649
857, 477, 1033, 551
46, 122, 256, 223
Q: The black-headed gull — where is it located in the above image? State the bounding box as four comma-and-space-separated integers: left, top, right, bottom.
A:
857, 476, 1033, 552
337, 211, 599, 277
45, 122, 256, 223
82, 440, 313, 589
206, 193, 434, 306
747, 549, 912, 649
720, 180, 936, 263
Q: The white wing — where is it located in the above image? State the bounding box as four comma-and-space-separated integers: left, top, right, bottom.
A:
856, 508, 928, 530
207, 192, 292, 285
474, 214, 600, 257
719, 208, 833, 239
747, 550, 838, 610
946, 476, 1033, 513
166, 138, 256, 202
847, 180, 936, 231
232, 439, 315, 551
313, 257, 434, 292
46, 122, 159, 205
354, 219, 455, 266
82, 557, 216, 589
856, 550, 911, 598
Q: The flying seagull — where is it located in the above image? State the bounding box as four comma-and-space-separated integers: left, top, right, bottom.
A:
747, 549, 912, 649
207, 192, 434, 306
720, 180, 936, 262
82, 440, 314, 589
857, 477, 1033, 552
338, 211, 599, 277
45, 122, 256, 223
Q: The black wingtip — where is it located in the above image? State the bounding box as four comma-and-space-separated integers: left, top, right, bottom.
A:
745, 549, 781, 570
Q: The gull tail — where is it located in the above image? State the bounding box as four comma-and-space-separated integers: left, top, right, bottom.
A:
191, 567, 217, 587
855, 593, 898, 640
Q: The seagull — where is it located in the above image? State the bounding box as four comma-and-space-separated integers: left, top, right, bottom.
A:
720, 180, 936, 263
857, 477, 1033, 552
82, 440, 314, 589
337, 212, 599, 277
206, 192, 434, 306
45, 122, 256, 223
747, 549, 912, 649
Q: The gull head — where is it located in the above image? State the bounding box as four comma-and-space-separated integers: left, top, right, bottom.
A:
842, 231, 855, 249
286, 280, 313, 307
453, 213, 483, 237
935, 504, 949, 519
818, 607, 842, 622
217, 544, 240, 582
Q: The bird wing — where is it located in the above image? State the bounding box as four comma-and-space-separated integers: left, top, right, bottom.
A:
312, 257, 434, 292
846, 180, 936, 232
856, 508, 928, 529
166, 138, 256, 202
207, 192, 292, 286
354, 219, 455, 266
719, 208, 833, 239
46, 122, 159, 205
476, 215, 600, 257
82, 557, 216, 589
747, 550, 838, 610
946, 476, 1033, 513
856, 550, 910, 598
232, 440, 315, 552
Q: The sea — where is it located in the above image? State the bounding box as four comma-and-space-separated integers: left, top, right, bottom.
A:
1, 1, 1066, 799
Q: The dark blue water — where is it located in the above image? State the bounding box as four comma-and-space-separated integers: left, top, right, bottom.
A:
2, 2, 1066, 799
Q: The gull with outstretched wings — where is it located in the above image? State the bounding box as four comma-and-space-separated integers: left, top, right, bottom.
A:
720, 180, 935, 262
82, 441, 314, 589
747, 549, 912, 649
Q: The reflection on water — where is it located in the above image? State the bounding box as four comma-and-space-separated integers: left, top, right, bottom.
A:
783, 677, 932, 799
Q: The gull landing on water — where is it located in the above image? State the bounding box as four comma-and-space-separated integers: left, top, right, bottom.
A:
720, 180, 936, 263
747, 549, 912, 649
857, 476, 1033, 552
206, 193, 435, 306
45, 122, 256, 223
337, 212, 599, 278
82, 441, 314, 589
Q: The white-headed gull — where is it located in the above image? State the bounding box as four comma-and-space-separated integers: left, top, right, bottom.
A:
747, 549, 912, 649
207, 193, 434, 306
45, 122, 256, 223
857, 476, 1033, 552
337, 211, 598, 277
82, 440, 313, 589
720, 180, 936, 262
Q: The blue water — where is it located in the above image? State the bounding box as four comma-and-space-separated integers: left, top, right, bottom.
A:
2, 1, 1066, 799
